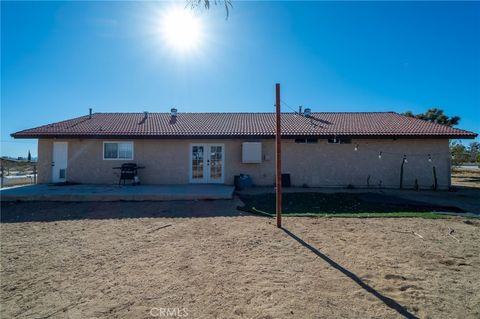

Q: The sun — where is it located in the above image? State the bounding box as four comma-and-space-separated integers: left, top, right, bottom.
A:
160, 7, 203, 52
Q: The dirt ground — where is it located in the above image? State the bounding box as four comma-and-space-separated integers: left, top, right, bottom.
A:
452, 168, 480, 189
1, 203, 479, 318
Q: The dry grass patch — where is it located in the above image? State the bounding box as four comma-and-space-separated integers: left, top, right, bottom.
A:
452, 168, 480, 189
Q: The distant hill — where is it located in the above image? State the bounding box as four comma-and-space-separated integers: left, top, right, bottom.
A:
1, 156, 38, 163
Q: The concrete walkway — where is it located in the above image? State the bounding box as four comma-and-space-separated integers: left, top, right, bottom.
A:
0, 184, 235, 202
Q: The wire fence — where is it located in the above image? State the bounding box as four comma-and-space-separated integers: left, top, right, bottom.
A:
0, 161, 37, 188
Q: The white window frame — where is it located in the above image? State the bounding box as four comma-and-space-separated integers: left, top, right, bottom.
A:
327, 138, 351, 144
294, 138, 318, 144
103, 141, 134, 160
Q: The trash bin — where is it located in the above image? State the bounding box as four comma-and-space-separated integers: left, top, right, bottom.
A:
234, 174, 252, 190
282, 173, 291, 187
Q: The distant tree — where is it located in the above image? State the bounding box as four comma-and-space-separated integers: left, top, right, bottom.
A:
467, 142, 480, 163
27, 150, 32, 162
450, 141, 468, 166
187, 0, 233, 18
403, 108, 460, 127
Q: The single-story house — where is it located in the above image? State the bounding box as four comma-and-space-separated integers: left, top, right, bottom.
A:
11, 110, 477, 189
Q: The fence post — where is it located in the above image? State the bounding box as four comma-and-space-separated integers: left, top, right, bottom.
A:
33, 165, 37, 184
0, 165, 4, 188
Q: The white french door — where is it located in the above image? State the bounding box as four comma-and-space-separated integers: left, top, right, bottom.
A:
189, 144, 225, 184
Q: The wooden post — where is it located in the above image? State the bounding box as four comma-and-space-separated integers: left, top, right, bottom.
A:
0, 165, 4, 188
33, 165, 37, 184
275, 83, 282, 228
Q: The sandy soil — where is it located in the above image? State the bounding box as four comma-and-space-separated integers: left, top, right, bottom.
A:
1, 206, 479, 319
452, 168, 480, 189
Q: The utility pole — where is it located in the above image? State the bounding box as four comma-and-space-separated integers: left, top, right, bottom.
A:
275, 83, 282, 228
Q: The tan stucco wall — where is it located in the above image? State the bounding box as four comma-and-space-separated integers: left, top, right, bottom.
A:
281, 138, 450, 189
37, 138, 451, 189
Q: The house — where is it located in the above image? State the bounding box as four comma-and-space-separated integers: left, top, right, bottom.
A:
11, 110, 477, 189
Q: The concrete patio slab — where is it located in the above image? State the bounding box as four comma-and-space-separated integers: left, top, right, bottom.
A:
0, 184, 235, 202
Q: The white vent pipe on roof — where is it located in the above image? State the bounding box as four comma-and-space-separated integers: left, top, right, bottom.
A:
304, 108, 311, 117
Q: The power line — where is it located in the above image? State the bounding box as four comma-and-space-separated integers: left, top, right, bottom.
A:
354, 143, 443, 158
280, 99, 300, 114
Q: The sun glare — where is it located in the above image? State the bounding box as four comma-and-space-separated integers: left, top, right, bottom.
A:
160, 7, 203, 52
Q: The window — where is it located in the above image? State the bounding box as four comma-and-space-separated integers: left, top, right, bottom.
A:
327, 138, 351, 144
103, 142, 133, 160
294, 138, 318, 144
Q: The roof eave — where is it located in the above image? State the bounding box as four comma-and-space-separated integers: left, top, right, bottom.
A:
10, 133, 478, 139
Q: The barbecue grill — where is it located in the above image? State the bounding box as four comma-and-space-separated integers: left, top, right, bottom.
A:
113, 163, 145, 185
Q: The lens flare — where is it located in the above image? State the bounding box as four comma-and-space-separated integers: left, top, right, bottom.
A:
160, 7, 203, 52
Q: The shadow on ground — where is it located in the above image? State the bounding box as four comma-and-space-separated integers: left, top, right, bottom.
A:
0, 200, 248, 223
281, 227, 419, 319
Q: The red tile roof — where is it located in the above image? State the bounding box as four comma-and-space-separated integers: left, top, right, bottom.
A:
11, 112, 477, 139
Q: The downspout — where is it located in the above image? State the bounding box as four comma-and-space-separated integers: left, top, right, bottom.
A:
432, 166, 438, 191
399, 155, 406, 189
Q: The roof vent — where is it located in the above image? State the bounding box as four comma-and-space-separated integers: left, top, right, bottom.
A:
144, 111, 148, 118
89, 108, 92, 119
304, 108, 311, 117
171, 108, 177, 117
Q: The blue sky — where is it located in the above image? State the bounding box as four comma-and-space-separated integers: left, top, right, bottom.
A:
2, 1, 479, 157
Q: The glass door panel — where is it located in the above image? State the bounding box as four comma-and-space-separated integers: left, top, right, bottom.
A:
209, 145, 223, 181
191, 145, 205, 181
